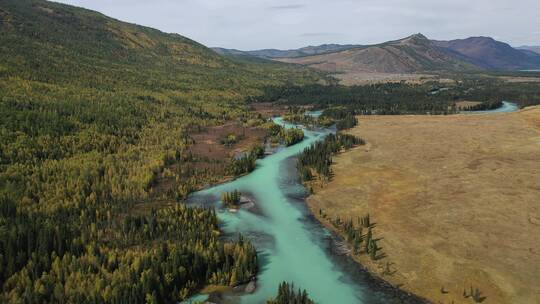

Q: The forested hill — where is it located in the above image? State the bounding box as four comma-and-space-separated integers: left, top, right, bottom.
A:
0, 0, 324, 92
0, 1, 324, 303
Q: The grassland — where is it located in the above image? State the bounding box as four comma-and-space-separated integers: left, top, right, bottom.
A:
307, 107, 540, 303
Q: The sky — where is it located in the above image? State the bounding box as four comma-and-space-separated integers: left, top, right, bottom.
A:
54, 0, 540, 50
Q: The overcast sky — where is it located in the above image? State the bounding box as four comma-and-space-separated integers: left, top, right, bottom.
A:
54, 0, 540, 50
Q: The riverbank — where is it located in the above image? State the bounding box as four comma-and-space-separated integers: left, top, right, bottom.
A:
186, 114, 439, 304
306, 107, 540, 303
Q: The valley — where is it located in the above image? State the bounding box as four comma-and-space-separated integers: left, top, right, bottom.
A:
220, 34, 540, 85
1, 0, 540, 303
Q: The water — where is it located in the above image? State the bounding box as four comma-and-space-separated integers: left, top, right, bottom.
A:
187, 117, 409, 304
186, 104, 519, 303
461, 101, 518, 114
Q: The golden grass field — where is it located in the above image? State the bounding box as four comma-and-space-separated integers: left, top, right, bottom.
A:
307, 107, 540, 304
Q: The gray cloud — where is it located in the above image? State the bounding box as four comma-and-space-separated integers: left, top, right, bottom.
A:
300, 33, 339, 37
54, 0, 540, 50
268, 4, 305, 10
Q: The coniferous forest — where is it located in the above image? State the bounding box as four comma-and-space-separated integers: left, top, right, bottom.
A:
257, 80, 540, 114
266, 282, 315, 304
0, 0, 323, 302
297, 134, 365, 182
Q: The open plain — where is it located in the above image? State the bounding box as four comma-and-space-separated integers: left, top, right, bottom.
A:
307, 107, 540, 304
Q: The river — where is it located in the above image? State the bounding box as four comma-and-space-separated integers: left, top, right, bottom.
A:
187, 103, 518, 303
187, 116, 421, 304
460, 101, 518, 114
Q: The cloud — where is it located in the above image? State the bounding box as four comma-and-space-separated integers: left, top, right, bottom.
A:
300, 32, 338, 37
268, 4, 305, 10
54, 0, 540, 50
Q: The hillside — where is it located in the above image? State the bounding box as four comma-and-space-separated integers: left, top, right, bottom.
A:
434, 37, 540, 70
0, 0, 324, 94
277, 34, 478, 73
0, 0, 324, 302
213, 43, 360, 59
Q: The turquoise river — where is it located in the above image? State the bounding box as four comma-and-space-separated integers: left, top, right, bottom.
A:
187, 102, 518, 304
187, 117, 418, 304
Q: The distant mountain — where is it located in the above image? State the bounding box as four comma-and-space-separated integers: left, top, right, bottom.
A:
517, 46, 540, 55
213, 44, 360, 59
266, 35, 540, 73
275, 34, 478, 73
433, 37, 540, 70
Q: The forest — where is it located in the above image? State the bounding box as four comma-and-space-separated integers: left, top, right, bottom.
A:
256, 78, 540, 115
457, 100, 503, 111
0, 0, 324, 302
1, 203, 257, 303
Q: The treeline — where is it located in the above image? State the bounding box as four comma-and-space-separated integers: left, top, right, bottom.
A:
255, 78, 540, 115
297, 134, 364, 181
282, 107, 357, 131
267, 282, 315, 304
459, 100, 503, 111
320, 212, 382, 261
450, 77, 540, 108
257, 83, 457, 115
320, 108, 358, 130
1, 204, 257, 303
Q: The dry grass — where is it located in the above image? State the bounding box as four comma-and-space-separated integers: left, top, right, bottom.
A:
307, 107, 540, 304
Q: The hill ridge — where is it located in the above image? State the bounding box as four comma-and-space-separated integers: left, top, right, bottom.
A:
216, 34, 540, 72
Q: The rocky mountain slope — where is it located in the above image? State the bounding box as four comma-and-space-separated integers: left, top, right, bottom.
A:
434, 37, 540, 70
265, 34, 540, 73
276, 34, 478, 73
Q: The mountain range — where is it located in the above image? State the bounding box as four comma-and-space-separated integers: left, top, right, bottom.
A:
213, 44, 361, 59
517, 46, 540, 55
215, 34, 540, 73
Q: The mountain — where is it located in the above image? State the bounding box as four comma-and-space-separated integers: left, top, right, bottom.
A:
517, 46, 540, 55
276, 34, 478, 73
271, 35, 540, 73
0, 0, 323, 97
213, 44, 360, 59
433, 37, 540, 70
